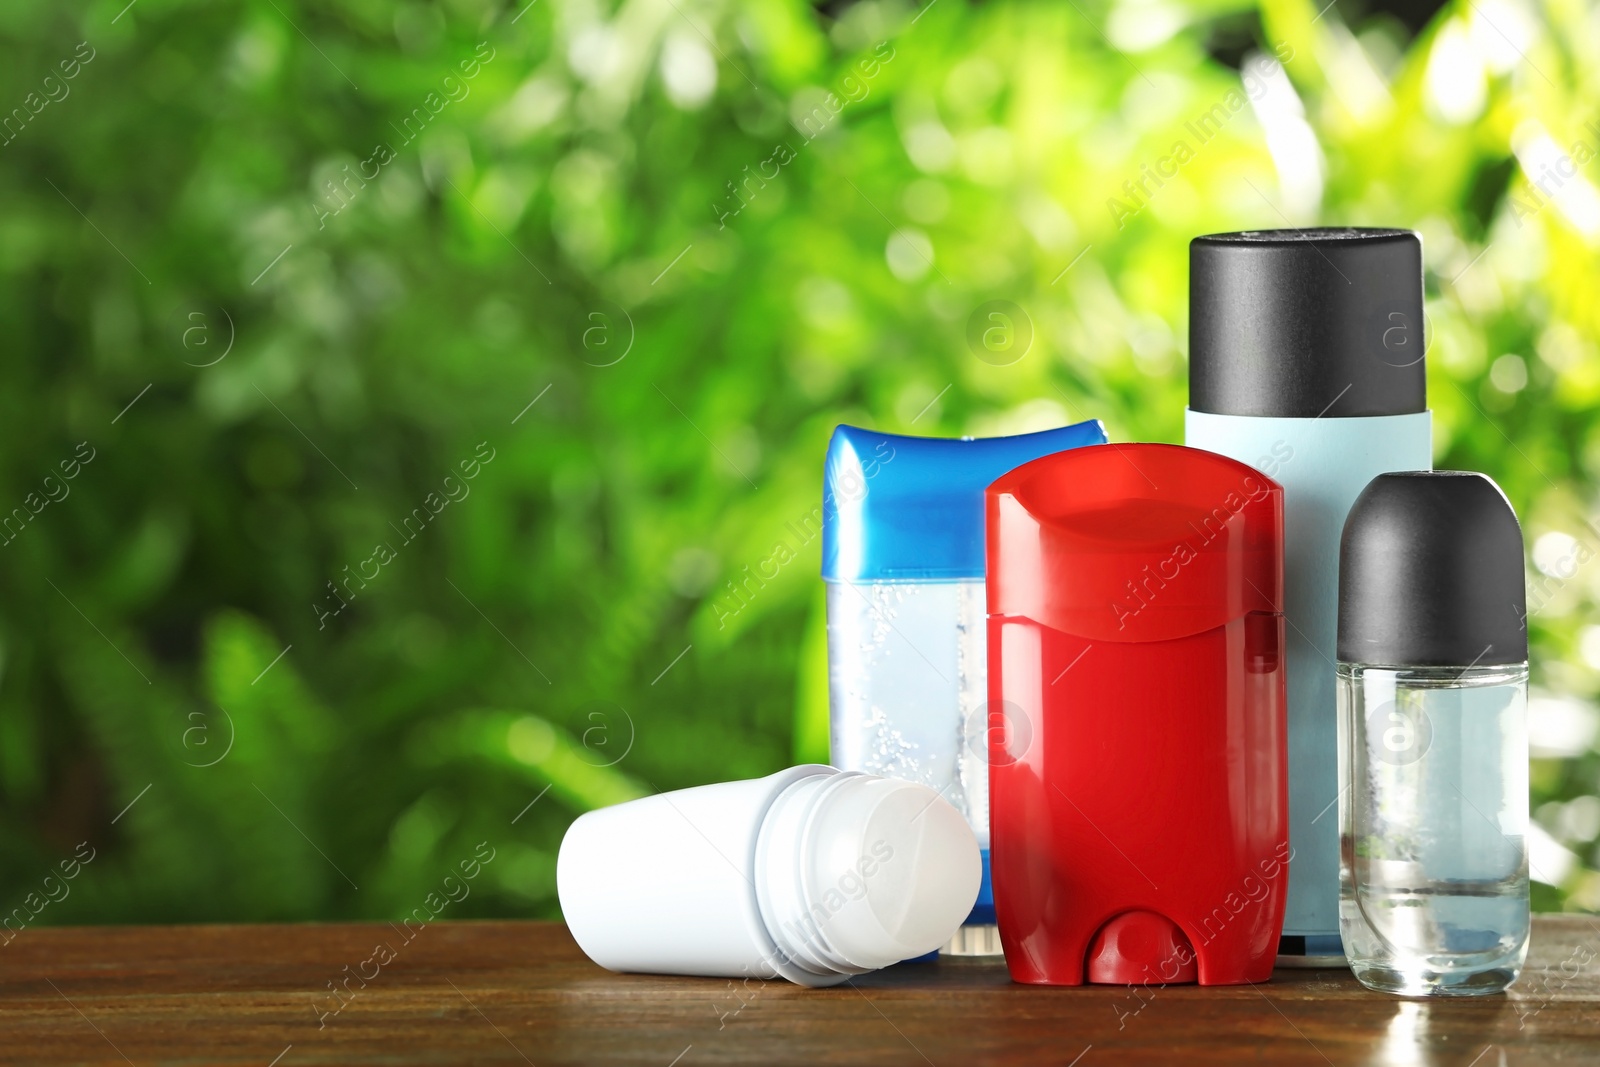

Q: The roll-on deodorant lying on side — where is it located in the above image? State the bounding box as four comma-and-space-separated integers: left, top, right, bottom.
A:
1185, 228, 1433, 965
557, 766, 981, 986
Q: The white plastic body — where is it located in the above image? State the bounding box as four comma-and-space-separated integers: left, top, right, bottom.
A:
1186, 408, 1433, 946
559, 765, 826, 984
557, 766, 980, 987
825, 579, 988, 848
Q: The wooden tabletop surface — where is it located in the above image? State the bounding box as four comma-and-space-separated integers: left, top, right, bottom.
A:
2, 916, 1597, 1065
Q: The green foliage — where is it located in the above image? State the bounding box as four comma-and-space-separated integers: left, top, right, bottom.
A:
1, 0, 1597, 925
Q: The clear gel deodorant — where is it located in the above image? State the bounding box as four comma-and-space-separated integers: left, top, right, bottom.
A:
1336, 471, 1529, 996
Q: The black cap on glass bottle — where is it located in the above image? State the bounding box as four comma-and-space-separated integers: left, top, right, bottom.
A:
1190, 228, 1427, 418
1338, 471, 1528, 667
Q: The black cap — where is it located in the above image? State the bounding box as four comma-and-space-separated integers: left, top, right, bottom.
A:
1338, 472, 1527, 667
1189, 228, 1427, 418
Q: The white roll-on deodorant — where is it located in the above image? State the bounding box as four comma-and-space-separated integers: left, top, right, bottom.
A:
557, 766, 981, 986
1184, 228, 1433, 966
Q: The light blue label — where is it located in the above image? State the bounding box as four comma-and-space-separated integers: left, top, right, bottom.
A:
1186, 408, 1433, 942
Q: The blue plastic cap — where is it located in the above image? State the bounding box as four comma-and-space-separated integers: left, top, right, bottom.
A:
820, 420, 1108, 581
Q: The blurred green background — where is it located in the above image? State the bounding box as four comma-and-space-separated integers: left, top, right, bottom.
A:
2, 0, 1597, 928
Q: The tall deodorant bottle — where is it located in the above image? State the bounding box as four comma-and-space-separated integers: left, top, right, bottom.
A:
1184, 228, 1433, 964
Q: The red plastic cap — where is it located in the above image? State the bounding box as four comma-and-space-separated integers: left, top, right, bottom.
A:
986, 443, 1283, 642
1085, 911, 1198, 985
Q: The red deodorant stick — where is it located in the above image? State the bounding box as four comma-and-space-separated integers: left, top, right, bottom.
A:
986, 443, 1288, 986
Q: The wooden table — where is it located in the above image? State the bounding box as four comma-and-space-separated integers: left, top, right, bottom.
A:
3, 917, 1597, 1065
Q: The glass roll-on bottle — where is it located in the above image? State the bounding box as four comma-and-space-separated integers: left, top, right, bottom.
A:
1336, 471, 1529, 995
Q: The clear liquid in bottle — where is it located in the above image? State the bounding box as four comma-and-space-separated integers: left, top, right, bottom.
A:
1337, 662, 1530, 996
